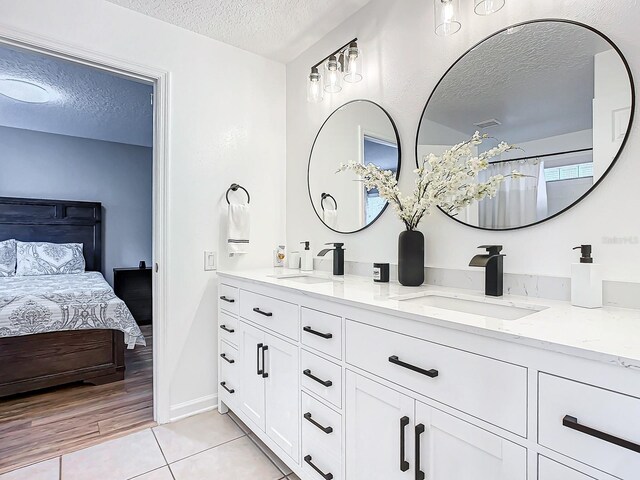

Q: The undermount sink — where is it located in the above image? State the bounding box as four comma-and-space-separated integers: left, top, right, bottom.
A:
391, 292, 547, 320
267, 272, 335, 284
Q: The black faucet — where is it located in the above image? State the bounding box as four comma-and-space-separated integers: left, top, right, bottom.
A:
469, 245, 505, 297
317, 243, 345, 276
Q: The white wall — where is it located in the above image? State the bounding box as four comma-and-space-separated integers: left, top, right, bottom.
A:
287, 0, 640, 283
0, 0, 286, 417
0, 126, 152, 285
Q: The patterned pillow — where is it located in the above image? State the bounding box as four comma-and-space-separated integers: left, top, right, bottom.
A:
0, 239, 16, 277
16, 241, 86, 276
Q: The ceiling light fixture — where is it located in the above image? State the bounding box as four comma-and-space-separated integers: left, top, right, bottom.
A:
306, 38, 362, 103
0, 78, 51, 104
474, 0, 506, 15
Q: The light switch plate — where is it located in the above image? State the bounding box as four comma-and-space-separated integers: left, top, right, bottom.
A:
204, 251, 217, 271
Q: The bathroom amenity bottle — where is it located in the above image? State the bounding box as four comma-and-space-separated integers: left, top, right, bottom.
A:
571, 245, 602, 309
301, 241, 314, 272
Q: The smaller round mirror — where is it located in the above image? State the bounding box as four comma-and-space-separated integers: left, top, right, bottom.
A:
308, 100, 401, 233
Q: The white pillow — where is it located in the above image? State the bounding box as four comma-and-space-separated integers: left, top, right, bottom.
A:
0, 239, 16, 277
16, 241, 86, 276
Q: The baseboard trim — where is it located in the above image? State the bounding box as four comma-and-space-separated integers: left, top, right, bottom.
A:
169, 394, 218, 422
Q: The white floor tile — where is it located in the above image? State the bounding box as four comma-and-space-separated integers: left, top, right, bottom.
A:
170, 436, 282, 480
248, 433, 293, 475
61, 429, 165, 480
152, 411, 244, 463
130, 466, 173, 480
0, 458, 59, 480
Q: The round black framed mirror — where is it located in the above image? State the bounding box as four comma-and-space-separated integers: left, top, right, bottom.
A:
416, 19, 635, 231
308, 99, 401, 234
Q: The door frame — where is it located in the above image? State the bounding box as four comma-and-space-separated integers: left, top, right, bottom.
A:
0, 24, 172, 423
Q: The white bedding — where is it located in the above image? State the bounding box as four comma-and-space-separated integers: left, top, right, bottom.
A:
0, 272, 145, 347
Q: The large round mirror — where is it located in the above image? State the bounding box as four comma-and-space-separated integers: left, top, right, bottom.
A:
416, 20, 634, 230
309, 100, 401, 233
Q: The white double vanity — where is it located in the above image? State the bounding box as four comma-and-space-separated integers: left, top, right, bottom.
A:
217, 270, 640, 480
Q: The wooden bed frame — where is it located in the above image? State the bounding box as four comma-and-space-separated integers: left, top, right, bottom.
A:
0, 197, 125, 398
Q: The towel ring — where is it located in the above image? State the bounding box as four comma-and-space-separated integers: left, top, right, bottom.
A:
226, 183, 250, 205
321, 193, 337, 211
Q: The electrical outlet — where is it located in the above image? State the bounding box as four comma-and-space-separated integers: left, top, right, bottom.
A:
204, 251, 217, 271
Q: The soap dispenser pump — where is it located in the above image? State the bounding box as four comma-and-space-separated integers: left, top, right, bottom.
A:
571, 244, 602, 309
300, 241, 314, 272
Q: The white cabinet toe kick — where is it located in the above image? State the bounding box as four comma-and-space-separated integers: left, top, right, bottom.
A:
218, 275, 640, 480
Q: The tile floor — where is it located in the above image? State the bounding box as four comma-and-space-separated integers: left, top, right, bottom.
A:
0, 410, 301, 480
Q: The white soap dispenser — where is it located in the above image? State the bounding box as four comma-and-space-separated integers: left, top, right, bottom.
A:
300, 241, 314, 272
571, 244, 602, 309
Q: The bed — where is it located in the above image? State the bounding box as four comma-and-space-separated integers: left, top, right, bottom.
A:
0, 196, 145, 398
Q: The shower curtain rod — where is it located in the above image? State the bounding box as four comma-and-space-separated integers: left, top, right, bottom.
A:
489, 147, 593, 165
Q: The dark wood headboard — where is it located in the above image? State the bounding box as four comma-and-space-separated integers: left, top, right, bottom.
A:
0, 197, 102, 272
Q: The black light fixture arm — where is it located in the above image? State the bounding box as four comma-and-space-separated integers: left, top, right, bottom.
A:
311, 37, 358, 70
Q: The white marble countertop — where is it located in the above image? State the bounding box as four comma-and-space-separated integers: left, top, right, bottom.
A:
218, 268, 640, 369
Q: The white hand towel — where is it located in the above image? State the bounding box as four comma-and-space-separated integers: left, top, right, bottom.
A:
227, 203, 250, 255
323, 209, 338, 230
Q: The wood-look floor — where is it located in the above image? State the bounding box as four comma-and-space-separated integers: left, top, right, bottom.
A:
0, 325, 154, 475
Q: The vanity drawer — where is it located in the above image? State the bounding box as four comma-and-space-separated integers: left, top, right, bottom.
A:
302, 392, 342, 459
538, 456, 595, 480
240, 290, 299, 341
301, 307, 342, 360
538, 373, 640, 479
219, 341, 239, 408
219, 283, 239, 315
345, 319, 527, 436
301, 350, 342, 409
219, 311, 238, 347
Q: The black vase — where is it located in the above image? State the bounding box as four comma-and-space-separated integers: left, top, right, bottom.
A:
398, 230, 424, 286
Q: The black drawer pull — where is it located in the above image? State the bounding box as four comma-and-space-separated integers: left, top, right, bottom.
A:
415, 424, 425, 480
261, 345, 269, 378
304, 412, 333, 434
563, 415, 640, 453
303, 369, 332, 387
253, 307, 273, 317
219, 295, 235, 303
400, 416, 410, 472
304, 455, 333, 480
220, 353, 235, 364
389, 355, 438, 378
220, 324, 235, 333
257, 343, 263, 375
303, 326, 333, 339
220, 381, 235, 394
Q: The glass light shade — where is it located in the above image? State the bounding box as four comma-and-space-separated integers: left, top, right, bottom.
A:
474, 0, 505, 15
324, 55, 343, 93
434, 0, 461, 36
307, 68, 324, 103
344, 42, 363, 83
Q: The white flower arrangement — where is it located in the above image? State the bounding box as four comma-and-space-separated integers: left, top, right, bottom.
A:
339, 132, 518, 231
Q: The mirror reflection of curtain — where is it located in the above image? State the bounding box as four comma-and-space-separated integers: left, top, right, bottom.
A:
478, 161, 548, 229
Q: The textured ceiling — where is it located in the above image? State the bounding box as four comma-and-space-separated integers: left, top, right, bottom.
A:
104, 0, 372, 62
0, 44, 153, 147
419, 21, 627, 146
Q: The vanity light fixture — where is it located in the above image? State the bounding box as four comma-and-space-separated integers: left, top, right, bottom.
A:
474, 0, 506, 15
306, 38, 361, 103
434, 0, 461, 36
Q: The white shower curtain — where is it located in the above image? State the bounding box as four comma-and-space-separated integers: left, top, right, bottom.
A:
478, 161, 548, 229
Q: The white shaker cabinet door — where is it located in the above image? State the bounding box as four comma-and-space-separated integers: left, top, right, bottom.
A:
264, 333, 300, 462
238, 320, 266, 431
414, 401, 527, 480
346, 372, 414, 480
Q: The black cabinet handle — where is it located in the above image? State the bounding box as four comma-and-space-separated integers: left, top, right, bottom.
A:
261, 345, 269, 378
389, 355, 438, 378
303, 369, 332, 387
304, 455, 333, 480
220, 381, 235, 394
304, 412, 333, 434
303, 326, 333, 339
220, 353, 235, 364
400, 416, 410, 472
415, 424, 425, 480
257, 343, 263, 376
563, 415, 640, 453
253, 307, 273, 317
220, 324, 235, 333
219, 295, 235, 303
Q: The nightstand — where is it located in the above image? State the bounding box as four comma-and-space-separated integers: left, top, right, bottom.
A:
113, 267, 152, 325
